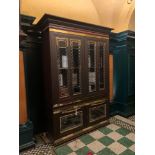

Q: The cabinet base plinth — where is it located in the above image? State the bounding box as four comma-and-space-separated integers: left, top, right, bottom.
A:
19, 121, 35, 152
110, 101, 135, 117
50, 120, 109, 146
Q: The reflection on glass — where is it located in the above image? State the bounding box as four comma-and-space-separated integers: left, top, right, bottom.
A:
99, 44, 104, 89
57, 38, 69, 98
60, 111, 83, 133
88, 41, 96, 92
71, 40, 81, 95
89, 104, 106, 122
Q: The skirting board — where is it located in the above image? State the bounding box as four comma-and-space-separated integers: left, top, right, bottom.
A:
110, 101, 135, 117
19, 121, 35, 151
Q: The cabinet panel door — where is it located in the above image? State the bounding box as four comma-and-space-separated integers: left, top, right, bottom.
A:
70, 39, 82, 96
87, 41, 97, 93
56, 37, 71, 98
98, 42, 105, 90
89, 104, 106, 122
60, 111, 83, 133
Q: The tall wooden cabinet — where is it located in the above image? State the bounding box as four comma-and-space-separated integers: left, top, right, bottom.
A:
34, 14, 112, 145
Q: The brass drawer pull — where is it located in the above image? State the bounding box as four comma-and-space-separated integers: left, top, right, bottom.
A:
91, 102, 103, 106
62, 109, 75, 114
91, 99, 105, 104
61, 107, 80, 114
74, 100, 82, 103
91, 99, 105, 106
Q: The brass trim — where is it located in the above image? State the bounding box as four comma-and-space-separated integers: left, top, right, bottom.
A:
82, 126, 92, 131
49, 28, 109, 39
53, 110, 61, 114
53, 99, 106, 114
90, 99, 106, 106
56, 37, 68, 47
61, 134, 74, 140
53, 103, 63, 108
54, 104, 82, 114
88, 41, 97, 45
90, 101, 103, 107
61, 108, 79, 114
70, 39, 81, 47
74, 99, 82, 104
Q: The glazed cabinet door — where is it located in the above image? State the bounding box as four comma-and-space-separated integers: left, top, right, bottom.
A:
97, 40, 109, 98
70, 39, 82, 96
85, 38, 108, 98
89, 103, 106, 122
56, 37, 71, 99
87, 40, 97, 93
52, 107, 85, 140
98, 41, 106, 91
55, 35, 83, 103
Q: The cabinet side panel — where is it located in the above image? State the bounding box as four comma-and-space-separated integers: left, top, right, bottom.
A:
42, 29, 53, 134
104, 38, 110, 99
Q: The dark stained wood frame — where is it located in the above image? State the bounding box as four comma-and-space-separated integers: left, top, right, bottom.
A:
33, 14, 112, 145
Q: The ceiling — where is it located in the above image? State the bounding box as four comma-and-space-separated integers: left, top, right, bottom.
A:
20, 0, 135, 32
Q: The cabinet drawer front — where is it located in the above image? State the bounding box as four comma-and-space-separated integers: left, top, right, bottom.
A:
60, 111, 83, 133
89, 104, 106, 122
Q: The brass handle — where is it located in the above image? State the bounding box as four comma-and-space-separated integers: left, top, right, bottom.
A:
91, 99, 105, 106
62, 109, 76, 114
61, 107, 81, 114
74, 100, 82, 103
53, 103, 63, 108
91, 99, 105, 104
91, 102, 103, 107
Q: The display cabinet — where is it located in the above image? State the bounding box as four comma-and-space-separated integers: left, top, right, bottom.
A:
34, 14, 112, 145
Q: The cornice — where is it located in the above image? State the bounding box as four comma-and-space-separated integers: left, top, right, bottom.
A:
33, 14, 113, 34
110, 30, 135, 52
110, 30, 135, 42
20, 14, 42, 51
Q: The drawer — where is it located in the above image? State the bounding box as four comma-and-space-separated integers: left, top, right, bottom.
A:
60, 111, 83, 133
89, 104, 106, 123
52, 107, 85, 139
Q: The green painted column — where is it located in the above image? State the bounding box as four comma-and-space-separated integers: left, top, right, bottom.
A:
109, 31, 135, 117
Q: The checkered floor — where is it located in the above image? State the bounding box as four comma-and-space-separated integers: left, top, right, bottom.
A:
55, 124, 135, 155
20, 115, 135, 155
128, 116, 135, 122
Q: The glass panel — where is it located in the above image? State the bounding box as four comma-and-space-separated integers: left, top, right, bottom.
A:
89, 104, 106, 122
60, 111, 83, 133
88, 41, 96, 92
57, 38, 69, 98
71, 40, 81, 95
99, 44, 105, 89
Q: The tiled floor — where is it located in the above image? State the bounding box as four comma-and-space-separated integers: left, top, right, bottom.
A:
20, 115, 135, 155
128, 116, 135, 122
55, 124, 135, 155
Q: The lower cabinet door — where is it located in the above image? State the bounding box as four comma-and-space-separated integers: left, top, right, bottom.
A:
89, 104, 106, 122
60, 111, 83, 133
